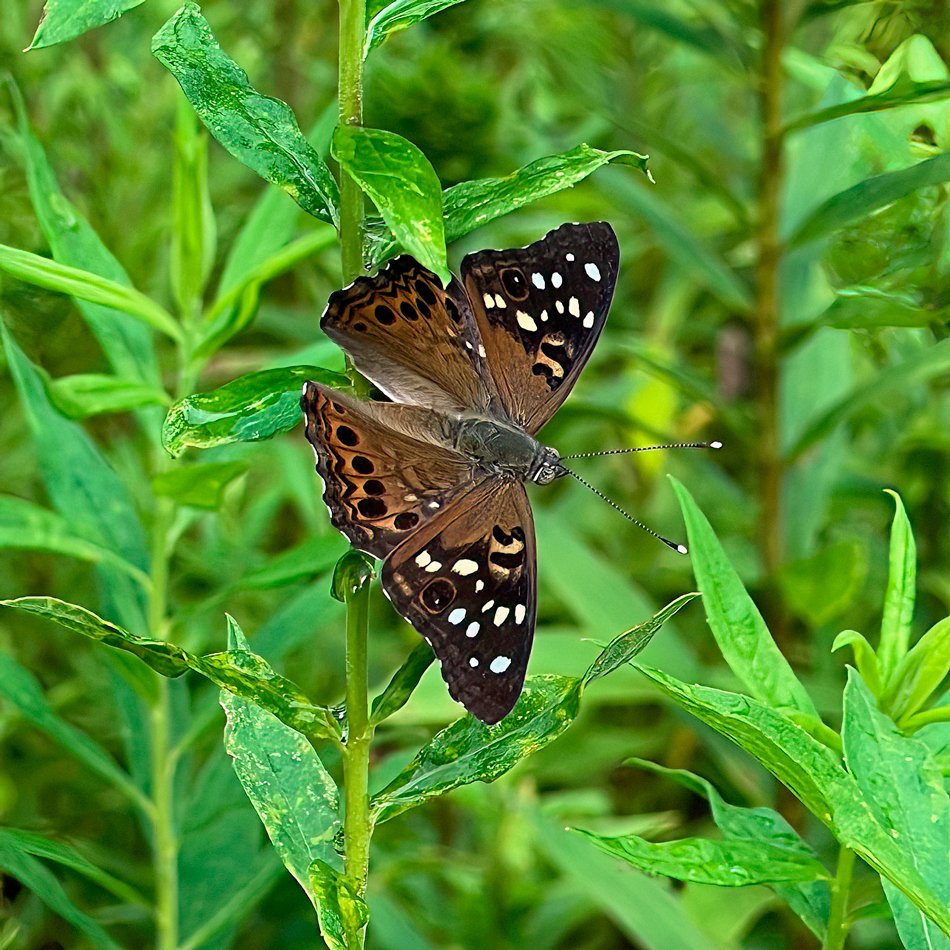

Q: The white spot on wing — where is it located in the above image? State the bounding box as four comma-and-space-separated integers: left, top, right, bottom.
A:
583, 311, 595, 328
568, 297, 580, 317
424, 560, 442, 573
452, 559, 479, 575
478, 344, 486, 357
551, 272, 563, 288
540, 309, 549, 322
566, 253, 575, 261
515, 604, 526, 624
483, 293, 495, 309
494, 294, 507, 309
490, 656, 512, 673
466, 622, 480, 638
415, 551, 432, 568
482, 599, 495, 613
493, 605, 510, 626
585, 262, 601, 281
448, 608, 466, 624
516, 311, 538, 331
475, 580, 485, 592
469, 657, 479, 667
531, 273, 545, 289
556, 301, 564, 314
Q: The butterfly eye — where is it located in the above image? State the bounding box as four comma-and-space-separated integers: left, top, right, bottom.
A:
500, 267, 530, 301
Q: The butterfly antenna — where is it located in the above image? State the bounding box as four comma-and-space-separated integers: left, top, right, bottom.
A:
559, 465, 688, 555
561, 440, 722, 460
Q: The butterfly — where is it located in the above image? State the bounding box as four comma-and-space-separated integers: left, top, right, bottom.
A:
301, 221, 619, 724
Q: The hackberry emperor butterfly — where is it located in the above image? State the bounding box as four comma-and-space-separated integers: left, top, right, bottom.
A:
302, 222, 619, 723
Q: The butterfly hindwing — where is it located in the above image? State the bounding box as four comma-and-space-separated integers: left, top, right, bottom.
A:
382, 480, 536, 724
301, 382, 477, 559
460, 221, 619, 434
321, 256, 501, 416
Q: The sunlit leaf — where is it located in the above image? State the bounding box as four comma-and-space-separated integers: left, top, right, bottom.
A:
831, 630, 882, 696
28, 0, 144, 49
372, 676, 582, 824
240, 535, 349, 590
47, 374, 169, 419
365, 0, 471, 55
789, 152, 950, 247
161, 365, 348, 457
878, 490, 916, 683
843, 672, 950, 947
0, 243, 182, 341
309, 860, 369, 950
222, 619, 341, 909
152, 461, 247, 509
333, 125, 448, 283
152, 3, 340, 226
670, 477, 818, 716
884, 617, 950, 724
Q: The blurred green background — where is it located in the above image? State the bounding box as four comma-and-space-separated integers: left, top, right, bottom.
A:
1, 0, 949, 947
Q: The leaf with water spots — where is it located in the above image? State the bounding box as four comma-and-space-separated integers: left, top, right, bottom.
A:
308, 860, 369, 950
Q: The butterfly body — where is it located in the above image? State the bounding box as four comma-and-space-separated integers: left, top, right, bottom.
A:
302, 222, 619, 723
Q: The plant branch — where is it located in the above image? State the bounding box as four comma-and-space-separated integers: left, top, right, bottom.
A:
338, 0, 367, 286
823, 845, 856, 950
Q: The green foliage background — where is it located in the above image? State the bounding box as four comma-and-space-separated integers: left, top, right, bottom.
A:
0, 0, 949, 948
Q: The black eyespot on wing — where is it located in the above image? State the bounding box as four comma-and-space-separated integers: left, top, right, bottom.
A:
415, 279, 437, 305
500, 267, 530, 301
352, 456, 374, 474
421, 578, 456, 613
394, 511, 419, 530
337, 425, 359, 446
357, 497, 387, 517
374, 305, 396, 325
399, 301, 418, 320
363, 479, 385, 496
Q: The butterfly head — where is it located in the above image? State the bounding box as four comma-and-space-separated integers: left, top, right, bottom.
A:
529, 446, 565, 485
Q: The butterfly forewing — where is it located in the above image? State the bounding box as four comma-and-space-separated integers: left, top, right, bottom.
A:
460, 221, 619, 434
302, 382, 478, 559
321, 256, 502, 417
382, 480, 536, 724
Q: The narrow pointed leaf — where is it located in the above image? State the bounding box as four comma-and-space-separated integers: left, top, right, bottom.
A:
0, 244, 182, 341
584, 593, 698, 684
886, 617, 950, 723
832, 630, 882, 695
878, 490, 917, 682
48, 374, 169, 419
28, 0, 145, 49
670, 477, 817, 716
370, 642, 435, 725
152, 3, 339, 226
152, 460, 247, 509
161, 366, 348, 457
333, 125, 448, 283
372, 675, 582, 824
365, 0, 470, 55
309, 860, 369, 950
843, 671, 950, 946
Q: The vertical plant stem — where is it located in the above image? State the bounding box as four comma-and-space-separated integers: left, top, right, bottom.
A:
823, 845, 855, 950
342, 580, 373, 906
755, 0, 787, 642
338, 0, 367, 285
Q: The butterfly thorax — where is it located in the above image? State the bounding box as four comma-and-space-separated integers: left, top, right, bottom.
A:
452, 416, 562, 485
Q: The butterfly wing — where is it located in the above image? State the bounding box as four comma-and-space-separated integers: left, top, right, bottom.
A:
382, 479, 536, 724
321, 256, 503, 417
459, 221, 619, 434
302, 382, 478, 559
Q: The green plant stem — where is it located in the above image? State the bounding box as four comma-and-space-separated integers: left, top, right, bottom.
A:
823, 845, 856, 950
755, 0, 787, 643
342, 580, 373, 904
338, 0, 366, 286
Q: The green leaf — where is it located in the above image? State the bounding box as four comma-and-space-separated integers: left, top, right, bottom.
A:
331, 549, 376, 603
309, 860, 369, 950
843, 671, 950, 946
0, 243, 183, 341
786, 338, 950, 460
883, 616, 950, 724
785, 77, 950, 132
221, 619, 341, 908
670, 477, 818, 716
0, 841, 121, 949
832, 630, 882, 695
240, 535, 348, 590
0, 651, 146, 810
583, 593, 699, 684
576, 827, 828, 886
0, 496, 147, 584
364, 0, 470, 55
161, 365, 348, 457
789, 152, 950, 248
0, 597, 340, 740
637, 664, 950, 933
152, 3, 339, 227
333, 125, 448, 284
372, 675, 582, 824
370, 642, 434, 725
0, 828, 147, 907
10, 81, 159, 383
47, 374, 169, 419
626, 759, 830, 937
152, 460, 247, 509
28, 0, 145, 48
878, 490, 917, 683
